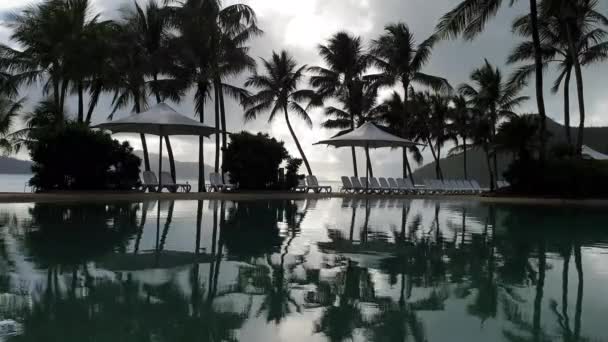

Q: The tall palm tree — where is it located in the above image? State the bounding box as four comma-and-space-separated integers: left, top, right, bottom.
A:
0, 0, 107, 120
435, 0, 549, 160
370, 23, 451, 178
449, 95, 474, 180
509, 0, 608, 151
459, 60, 528, 189
309, 32, 371, 177
243, 50, 317, 176
426, 92, 457, 180
374, 90, 424, 183
167, 0, 257, 190
125, 0, 179, 181
321, 78, 382, 177
107, 20, 152, 172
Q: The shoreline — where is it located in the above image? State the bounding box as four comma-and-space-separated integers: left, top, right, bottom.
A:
1, 191, 608, 207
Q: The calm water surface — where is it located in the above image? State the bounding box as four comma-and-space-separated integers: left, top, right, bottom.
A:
0, 198, 607, 341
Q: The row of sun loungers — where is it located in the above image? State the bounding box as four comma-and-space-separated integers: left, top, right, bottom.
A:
292, 175, 333, 193
340, 176, 485, 195
207, 172, 237, 192
141, 171, 192, 193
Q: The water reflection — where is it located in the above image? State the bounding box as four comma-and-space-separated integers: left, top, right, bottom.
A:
0, 199, 607, 341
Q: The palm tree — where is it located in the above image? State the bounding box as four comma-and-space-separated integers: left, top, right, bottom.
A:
370, 22, 451, 178
107, 20, 152, 172
321, 78, 382, 177
167, 0, 258, 190
426, 93, 457, 180
495, 114, 541, 161
124, 0, 179, 181
435, 0, 549, 161
0, 97, 24, 155
374, 90, 424, 183
309, 32, 371, 177
509, 0, 608, 151
459, 60, 528, 189
449, 95, 474, 180
243, 50, 317, 176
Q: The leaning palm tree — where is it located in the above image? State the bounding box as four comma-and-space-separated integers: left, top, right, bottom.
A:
508, 0, 608, 151
459, 60, 528, 189
243, 51, 317, 176
435, 0, 549, 160
309, 32, 371, 177
370, 23, 451, 178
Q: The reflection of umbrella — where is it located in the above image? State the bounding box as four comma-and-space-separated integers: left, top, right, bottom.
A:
93, 103, 218, 191
314, 122, 423, 190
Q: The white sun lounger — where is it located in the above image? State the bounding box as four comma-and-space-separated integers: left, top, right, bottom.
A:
292, 179, 308, 192
306, 175, 332, 193
160, 172, 192, 193
378, 177, 394, 194
388, 178, 402, 194
340, 176, 355, 193
350, 177, 365, 193
208, 172, 236, 192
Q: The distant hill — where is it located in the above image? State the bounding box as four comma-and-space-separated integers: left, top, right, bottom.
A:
0, 156, 32, 174
412, 118, 608, 186
134, 151, 214, 179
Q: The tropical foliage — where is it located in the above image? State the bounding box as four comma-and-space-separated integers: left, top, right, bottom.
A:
0, 0, 605, 195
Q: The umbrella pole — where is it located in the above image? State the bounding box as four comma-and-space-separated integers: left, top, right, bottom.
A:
365, 146, 369, 193
158, 135, 163, 193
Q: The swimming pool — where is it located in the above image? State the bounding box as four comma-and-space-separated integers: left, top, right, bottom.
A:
0, 198, 606, 341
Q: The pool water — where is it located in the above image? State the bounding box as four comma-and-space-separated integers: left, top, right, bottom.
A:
0, 198, 607, 341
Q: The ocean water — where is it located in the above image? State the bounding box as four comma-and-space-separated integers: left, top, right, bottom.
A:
0, 198, 607, 341
0, 174, 33, 193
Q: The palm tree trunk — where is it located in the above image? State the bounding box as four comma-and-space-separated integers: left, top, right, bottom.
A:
564, 67, 572, 146
134, 101, 151, 172
365, 146, 373, 178
284, 107, 313, 176
59, 80, 69, 114
566, 25, 586, 154
152, 79, 177, 183
484, 146, 495, 191
77, 80, 84, 123
219, 82, 228, 180
463, 138, 468, 180
403, 148, 415, 184
53, 78, 60, 111
427, 138, 440, 179
214, 86, 220, 173
402, 80, 410, 178
164, 137, 176, 182
529, 0, 548, 161
198, 98, 206, 192
350, 117, 358, 177
437, 145, 444, 180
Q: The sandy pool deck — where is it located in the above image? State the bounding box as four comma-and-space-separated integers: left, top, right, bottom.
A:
1, 191, 608, 207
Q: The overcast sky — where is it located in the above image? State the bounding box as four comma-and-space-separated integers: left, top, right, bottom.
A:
1, 0, 607, 179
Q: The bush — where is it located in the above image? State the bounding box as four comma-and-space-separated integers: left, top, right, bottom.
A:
223, 132, 291, 190
29, 123, 141, 191
504, 158, 608, 198
285, 158, 303, 190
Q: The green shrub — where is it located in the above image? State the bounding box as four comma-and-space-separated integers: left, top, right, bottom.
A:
504, 158, 608, 198
223, 132, 291, 190
285, 158, 303, 190
29, 123, 141, 191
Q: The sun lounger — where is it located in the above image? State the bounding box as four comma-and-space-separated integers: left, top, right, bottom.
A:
141, 171, 159, 192
369, 177, 385, 194
469, 180, 483, 193
292, 178, 308, 192
208, 172, 236, 192
160, 172, 192, 193
378, 177, 394, 194
388, 178, 402, 194
396, 178, 416, 194
306, 175, 332, 193
350, 177, 365, 193
340, 176, 355, 193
